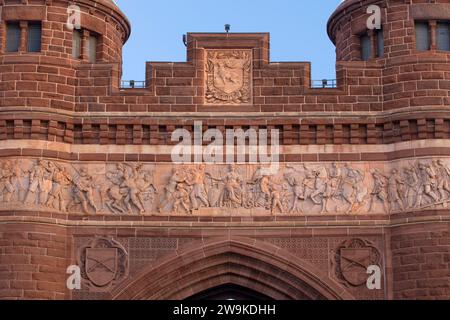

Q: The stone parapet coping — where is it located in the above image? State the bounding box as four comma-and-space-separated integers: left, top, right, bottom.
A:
0, 105, 449, 119
0, 139, 449, 156
0, 211, 448, 229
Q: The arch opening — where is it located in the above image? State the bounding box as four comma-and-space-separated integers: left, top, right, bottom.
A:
187, 284, 274, 301
111, 237, 355, 301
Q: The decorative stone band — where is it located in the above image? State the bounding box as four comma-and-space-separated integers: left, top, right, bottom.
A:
1, 139, 450, 162
0, 107, 449, 146
0, 156, 449, 217
1, 138, 450, 153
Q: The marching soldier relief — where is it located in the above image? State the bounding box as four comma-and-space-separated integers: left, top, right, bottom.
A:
0, 158, 449, 216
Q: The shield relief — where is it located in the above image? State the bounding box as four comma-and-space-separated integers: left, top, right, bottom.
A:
205, 50, 252, 104
86, 248, 118, 287
339, 248, 372, 287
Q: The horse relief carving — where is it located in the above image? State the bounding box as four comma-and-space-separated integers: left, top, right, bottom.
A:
0, 158, 449, 216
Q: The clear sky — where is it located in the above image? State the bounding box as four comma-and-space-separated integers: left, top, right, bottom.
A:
115, 0, 342, 81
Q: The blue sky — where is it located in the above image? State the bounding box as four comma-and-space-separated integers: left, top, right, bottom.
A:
115, 0, 342, 81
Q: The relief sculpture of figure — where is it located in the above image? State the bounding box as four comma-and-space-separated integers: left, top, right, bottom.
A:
327, 162, 343, 201
24, 160, 54, 205
136, 171, 157, 211
209, 164, 243, 208
270, 183, 285, 214
46, 163, 72, 212
11, 160, 27, 202
433, 160, 450, 205
241, 182, 256, 209
186, 164, 210, 211
302, 168, 317, 205
172, 183, 192, 214
251, 166, 272, 208
369, 169, 389, 213
122, 163, 157, 215
105, 164, 127, 214
205, 169, 223, 208
221, 164, 244, 208
158, 167, 187, 213
0, 161, 17, 203
339, 164, 368, 214
310, 166, 329, 214
284, 166, 305, 214
119, 164, 148, 215
416, 162, 439, 208
403, 165, 419, 209
69, 167, 99, 214
41, 161, 56, 205
388, 169, 405, 213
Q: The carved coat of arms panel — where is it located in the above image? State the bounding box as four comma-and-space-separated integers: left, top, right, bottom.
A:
205, 49, 253, 105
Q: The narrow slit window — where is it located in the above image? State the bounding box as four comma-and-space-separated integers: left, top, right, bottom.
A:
361, 34, 371, 61
377, 30, 384, 58
415, 22, 430, 51
88, 34, 98, 63
72, 30, 82, 59
27, 22, 42, 52
437, 22, 450, 51
6, 22, 21, 52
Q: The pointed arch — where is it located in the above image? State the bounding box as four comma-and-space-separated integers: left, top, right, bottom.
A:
111, 237, 354, 300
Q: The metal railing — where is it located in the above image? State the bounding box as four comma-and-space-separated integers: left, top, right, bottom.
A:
120, 79, 337, 89
311, 79, 337, 89
120, 80, 147, 89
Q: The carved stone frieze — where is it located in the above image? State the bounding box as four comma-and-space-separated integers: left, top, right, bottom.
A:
0, 158, 449, 216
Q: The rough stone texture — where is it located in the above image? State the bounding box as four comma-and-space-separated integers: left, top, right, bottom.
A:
390, 223, 450, 300
0, 223, 68, 300
0, 0, 450, 300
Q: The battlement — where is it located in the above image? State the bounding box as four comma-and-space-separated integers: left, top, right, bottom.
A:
2, 0, 450, 116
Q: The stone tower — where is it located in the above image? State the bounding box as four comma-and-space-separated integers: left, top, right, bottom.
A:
0, 0, 449, 300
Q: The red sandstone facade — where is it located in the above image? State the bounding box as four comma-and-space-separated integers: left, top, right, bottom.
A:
0, 0, 449, 300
